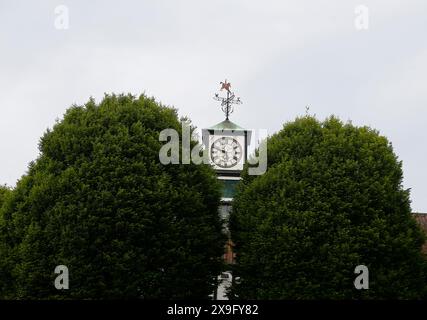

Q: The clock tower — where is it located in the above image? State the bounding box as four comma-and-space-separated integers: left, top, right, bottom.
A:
202, 80, 252, 201
203, 119, 251, 201
203, 80, 251, 299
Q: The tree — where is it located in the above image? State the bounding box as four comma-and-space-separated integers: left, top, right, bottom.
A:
0, 185, 10, 207
230, 115, 427, 299
0, 93, 224, 299
0, 185, 12, 296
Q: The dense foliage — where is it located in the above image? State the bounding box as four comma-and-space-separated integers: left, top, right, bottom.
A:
0, 185, 10, 207
0, 94, 224, 299
230, 116, 427, 299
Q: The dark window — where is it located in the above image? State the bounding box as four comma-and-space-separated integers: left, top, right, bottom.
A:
220, 179, 239, 198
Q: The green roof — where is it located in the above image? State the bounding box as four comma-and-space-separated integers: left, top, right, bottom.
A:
208, 120, 245, 131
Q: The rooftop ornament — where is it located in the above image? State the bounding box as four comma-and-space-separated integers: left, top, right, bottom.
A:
213, 80, 242, 121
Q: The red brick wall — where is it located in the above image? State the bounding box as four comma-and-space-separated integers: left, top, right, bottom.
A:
414, 213, 427, 254
223, 239, 235, 264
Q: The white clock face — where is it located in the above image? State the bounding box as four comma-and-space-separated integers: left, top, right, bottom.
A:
210, 137, 243, 168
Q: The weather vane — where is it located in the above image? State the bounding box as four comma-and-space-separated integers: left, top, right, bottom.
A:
213, 79, 242, 120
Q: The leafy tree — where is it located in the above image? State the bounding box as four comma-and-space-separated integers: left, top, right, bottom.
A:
0, 186, 12, 295
0, 94, 224, 299
230, 116, 427, 299
0, 185, 10, 207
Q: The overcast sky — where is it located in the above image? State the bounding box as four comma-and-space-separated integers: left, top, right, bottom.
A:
0, 0, 426, 211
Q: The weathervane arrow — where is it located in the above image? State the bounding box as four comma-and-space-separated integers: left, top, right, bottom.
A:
213, 79, 242, 120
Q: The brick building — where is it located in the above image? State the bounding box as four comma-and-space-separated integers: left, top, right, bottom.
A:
414, 213, 427, 253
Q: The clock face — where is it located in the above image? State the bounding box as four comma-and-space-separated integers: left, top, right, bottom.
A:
210, 137, 243, 168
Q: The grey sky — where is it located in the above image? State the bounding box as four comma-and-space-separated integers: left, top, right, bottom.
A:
0, 0, 426, 211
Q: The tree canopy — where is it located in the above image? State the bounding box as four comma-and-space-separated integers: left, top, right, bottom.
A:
230, 115, 427, 299
0, 185, 10, 207
0, 93, 224, 299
